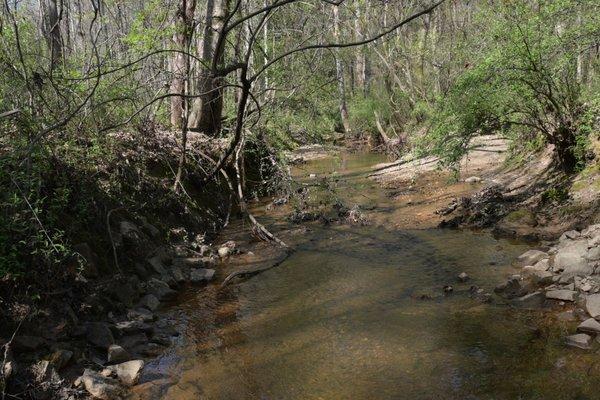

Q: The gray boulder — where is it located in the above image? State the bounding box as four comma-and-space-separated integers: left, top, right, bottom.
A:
126, 308, 155, 322
190, 268, 215, 283
555, 240, 592, 277
546, 290, 577, 302
517, 250, 548, 266
585, 293, 600, 318
145, 278, 176, 301
494, 276, 529, 299
49, 349, 73, 370
81, 369, 123, 400
86, 322, 115, 349
147, 256, 167, 275
522, 265, 553, 284
115, 360, 144, 386
107, 344, 131, 364
138, 294, 160, 312
566, 333, 593, 349
513, 291, 545, 309
560, 230, 581, 242
577, 318, 600, 334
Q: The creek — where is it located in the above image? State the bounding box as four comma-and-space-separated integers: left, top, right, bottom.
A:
140, 152, 596, 400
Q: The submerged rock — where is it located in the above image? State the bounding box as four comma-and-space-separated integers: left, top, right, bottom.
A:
190, 268, 215, 283
513, 291, 545, 309
494, 276, 529, 299
457, 272, 470, 282
464, 176, 482, 183
517, 250, 548, 266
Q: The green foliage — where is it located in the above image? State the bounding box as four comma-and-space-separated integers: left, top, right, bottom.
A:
417, 0, 600, 171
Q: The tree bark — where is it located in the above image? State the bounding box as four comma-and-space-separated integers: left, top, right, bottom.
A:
188, 0, 229, 136
44, 0, 63, 71
333, 4, 351, 134
170, 0, 197, 128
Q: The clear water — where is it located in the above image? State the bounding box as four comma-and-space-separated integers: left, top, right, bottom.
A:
139, 153, 599, 400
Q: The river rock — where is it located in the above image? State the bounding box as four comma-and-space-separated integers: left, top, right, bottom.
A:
522, 265, 554, 284
546, 290, 577, 302
86, 322, 115, 349
127, 308, 155, 322
587, 247, 600, 261
32, 360, 59, 383
190, 268, 215, 283
114, 320, 152, 334
115, 360, 144, 386
554, 240, 592, 277
138, 294, 160, 312
218, 246, 231, 258
120, 221, 143, 244
494, 276, 528, 299
108, 344, 131, 364
170, 267, 186, 284
566, 333, 593, 349
513, 291, 545, 309
81, 369, 123, 399
577, 318, 600, 334
585, 293, 600, 318
457, 272, 469, 282
118, 333, 148, 350
147, 256, 167, 275
145, 278, 176, 301
560, 230, 581, 242
517, 250, 548, 266
49, 349, 73, 370
533, 258, 551, 271
464, 176, 482, 183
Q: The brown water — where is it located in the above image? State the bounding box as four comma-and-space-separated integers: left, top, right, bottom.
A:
139, 153, 600, 400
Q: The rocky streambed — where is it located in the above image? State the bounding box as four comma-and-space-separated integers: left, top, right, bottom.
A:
498, 224, 600, 350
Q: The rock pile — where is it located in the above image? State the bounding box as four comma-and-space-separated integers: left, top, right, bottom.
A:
497, 224, 600, 349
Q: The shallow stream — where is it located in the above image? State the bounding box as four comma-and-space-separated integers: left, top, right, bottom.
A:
141, 153, 599, 400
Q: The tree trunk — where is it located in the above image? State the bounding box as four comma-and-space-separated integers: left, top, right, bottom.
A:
45, 0, 63, 71
170, 0, 197, 129
188, 0, 229, 136
333, 4, 351, 134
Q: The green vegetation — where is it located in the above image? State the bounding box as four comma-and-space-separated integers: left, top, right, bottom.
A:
0, 0, 599, 280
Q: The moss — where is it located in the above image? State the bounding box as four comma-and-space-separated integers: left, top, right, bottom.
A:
505, 208, 535, 223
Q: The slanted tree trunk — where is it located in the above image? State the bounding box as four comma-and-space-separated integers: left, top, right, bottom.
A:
188, 0, 229, 136
333, 4, 351, 134
170, 0, 197, 128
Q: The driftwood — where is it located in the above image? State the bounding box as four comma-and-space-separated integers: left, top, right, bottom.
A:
220, 250, 294, 287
